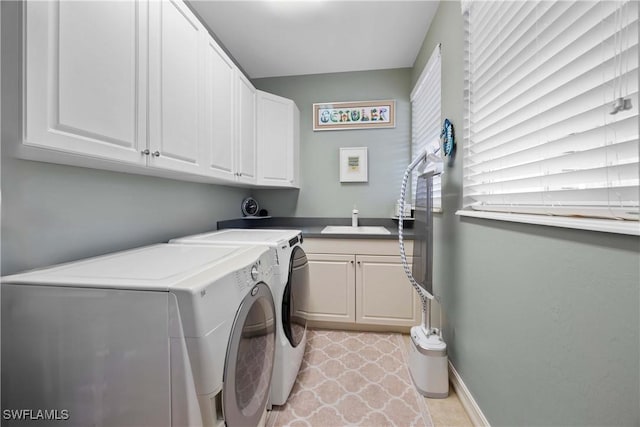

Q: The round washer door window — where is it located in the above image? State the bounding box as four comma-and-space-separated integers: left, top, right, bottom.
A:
223, 282, 275, 426
282, 246, 309, 347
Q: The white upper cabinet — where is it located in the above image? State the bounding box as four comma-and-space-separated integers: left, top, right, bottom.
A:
17, 0, 298, 188
23, 0, 147, 164
202, 35, 236, 181
235, 72, 257, 184
148, 0, 204, 175
256, 91, 300, 188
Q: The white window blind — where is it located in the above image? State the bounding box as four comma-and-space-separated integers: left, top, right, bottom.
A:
462, 0, 639, 221
411, 44, 442, 210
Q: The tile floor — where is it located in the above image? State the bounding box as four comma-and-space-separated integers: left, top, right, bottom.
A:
401, 334, 474, 427
424, 387, 473, 427
268, 330, 432, 426
266, 331, 473, 427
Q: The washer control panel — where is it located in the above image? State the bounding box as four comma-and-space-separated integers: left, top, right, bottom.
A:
233, 253, 275, 293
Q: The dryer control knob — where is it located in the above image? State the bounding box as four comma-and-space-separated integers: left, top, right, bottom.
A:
250, 264, 259, 281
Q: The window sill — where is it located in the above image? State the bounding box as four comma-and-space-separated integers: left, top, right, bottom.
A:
455, 210, 640, 236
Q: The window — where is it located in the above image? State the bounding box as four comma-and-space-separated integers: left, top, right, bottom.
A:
461, 1, 639, 227
411, 44, 442, 210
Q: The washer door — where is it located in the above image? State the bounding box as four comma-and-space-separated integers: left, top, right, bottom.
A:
223, 282, 275, 427
282, 246, 309, 347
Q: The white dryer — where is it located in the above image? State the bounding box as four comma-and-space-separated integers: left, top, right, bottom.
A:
170, 229, 309, 406
1, 243, 276, 427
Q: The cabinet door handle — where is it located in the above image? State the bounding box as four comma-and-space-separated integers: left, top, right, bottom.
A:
141, 149, 150, 155
152, 151, 161, 157
350, 260, 354, 264
357, 261, 361, 265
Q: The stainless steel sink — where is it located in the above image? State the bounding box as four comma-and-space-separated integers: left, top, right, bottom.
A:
321, 225, 390, 235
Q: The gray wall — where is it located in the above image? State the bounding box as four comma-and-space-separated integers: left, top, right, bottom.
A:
252, 69, 411, 218
416, 2, 640, 426
0, 2, 249, 275
0, 158, 249, 275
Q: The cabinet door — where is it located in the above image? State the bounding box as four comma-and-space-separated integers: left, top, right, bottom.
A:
355, 255, 421, 327
23, 0, 147, 164
148, 0, 204, 174
298, 254, 355, 323
235, 72, 257, 184
256, 91, 298, 187
202, 35, 236, 181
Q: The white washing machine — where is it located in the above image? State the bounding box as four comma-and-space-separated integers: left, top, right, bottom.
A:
1, 243, 276, 427
170, 229, 309, 406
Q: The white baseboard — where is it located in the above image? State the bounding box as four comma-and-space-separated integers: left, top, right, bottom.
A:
449, 361, 491, 427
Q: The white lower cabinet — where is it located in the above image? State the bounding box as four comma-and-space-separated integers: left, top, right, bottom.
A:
300, 239, 421, 331
356, 255, 420, 327
302, 253, 356, 322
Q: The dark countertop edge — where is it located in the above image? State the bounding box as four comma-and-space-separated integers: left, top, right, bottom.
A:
217, 217, 417, 240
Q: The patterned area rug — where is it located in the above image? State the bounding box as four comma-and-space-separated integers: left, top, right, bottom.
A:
267, 329, 433, 427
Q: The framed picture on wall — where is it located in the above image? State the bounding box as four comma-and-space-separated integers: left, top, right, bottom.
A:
313, 100, 396, 131
339, 147, 368, 182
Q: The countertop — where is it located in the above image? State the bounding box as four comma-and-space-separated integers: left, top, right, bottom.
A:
217, 217, 417, 240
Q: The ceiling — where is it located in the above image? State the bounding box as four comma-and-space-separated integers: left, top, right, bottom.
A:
188, 1, 440, 79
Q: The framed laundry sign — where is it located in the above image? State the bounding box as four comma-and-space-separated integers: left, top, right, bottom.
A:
339, 147, 368, 182
313, 100, 396, 131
